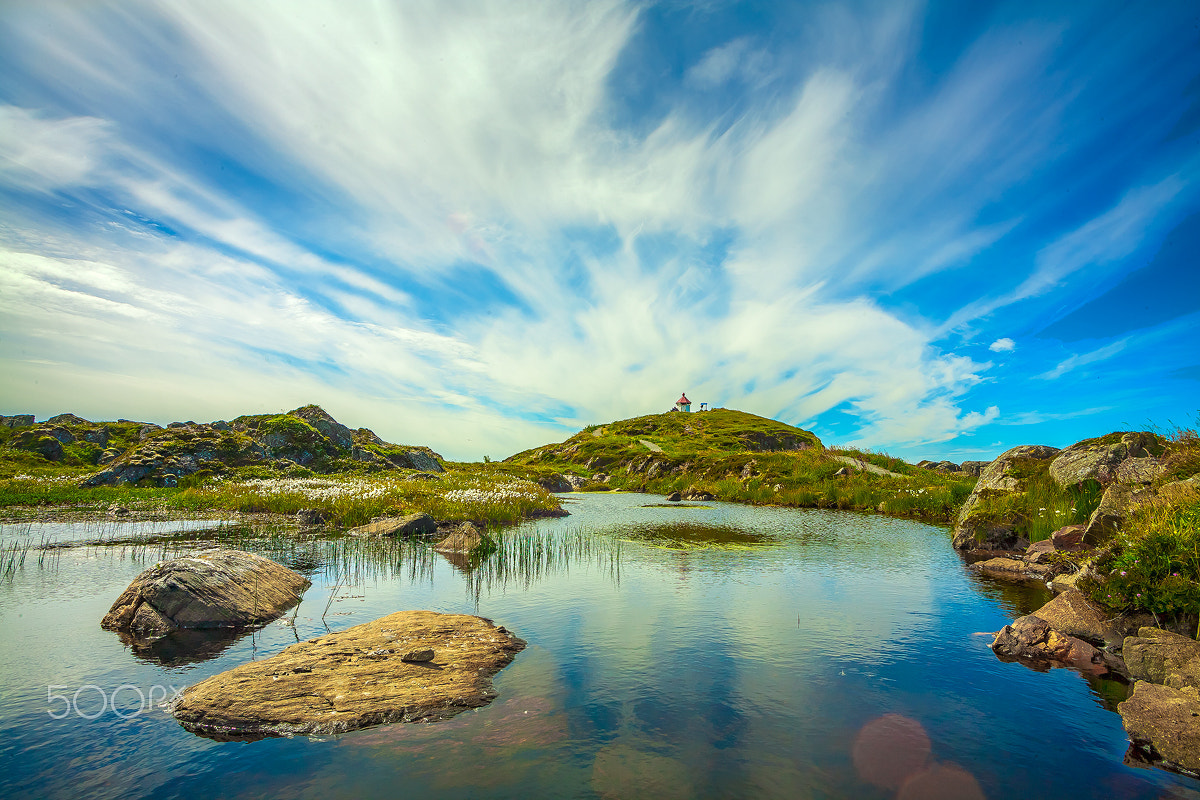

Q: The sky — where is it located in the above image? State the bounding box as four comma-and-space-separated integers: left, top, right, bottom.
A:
1, 0, 1198, 463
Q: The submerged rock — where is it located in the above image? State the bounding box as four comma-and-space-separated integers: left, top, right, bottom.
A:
434, 521, 488, 554
170, 610, 526, 740
972, 557, 1049, 582
1119, 681, 1200, 774
102, 549, 310, 637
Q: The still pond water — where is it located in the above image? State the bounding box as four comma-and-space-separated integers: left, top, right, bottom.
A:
0, 493, 1196, 799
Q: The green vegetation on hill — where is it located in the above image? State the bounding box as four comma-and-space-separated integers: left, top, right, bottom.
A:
505, 409, 976, 523
0, 406, 562, 528
1081, 425, 1200, 627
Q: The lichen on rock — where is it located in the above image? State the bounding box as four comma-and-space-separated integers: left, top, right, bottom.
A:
170, 610, 525, 740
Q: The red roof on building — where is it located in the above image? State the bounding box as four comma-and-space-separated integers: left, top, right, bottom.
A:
677, 394, 690, 404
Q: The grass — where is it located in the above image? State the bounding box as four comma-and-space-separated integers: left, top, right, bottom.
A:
964, 470, 1104, 543
0, 471, 564, 529
1082, 422, 1200, 631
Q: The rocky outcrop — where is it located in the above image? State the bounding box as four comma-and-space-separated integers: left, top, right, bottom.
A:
1084, 483, 1157, 544
102, 549, 310, 637
952, 445, 1060, 550
1122, 628, 1200, 690
0, 413, 34, 428
46, 413, 90, 425
170, 610, 526, 740
83, 425, 266, 487
953, 431, 1175, 551
10, 428, 67, 461
990, 615, 1112, 672
960, 460, 989, 477
347, 513, 439, 538
1118, 682, 1200, 774
290, 405, 354, 450
1049, 432, 1160, 488
537, 473, 573, 493
79, 405, 445, 486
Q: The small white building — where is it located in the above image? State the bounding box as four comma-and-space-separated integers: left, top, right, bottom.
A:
675, 393, 692, 413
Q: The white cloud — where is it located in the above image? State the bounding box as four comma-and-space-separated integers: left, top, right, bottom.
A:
8, 1, 1185, 458
1039, 340, 1127, 380
0, 106, 111, 191
988, 338, 1015, 352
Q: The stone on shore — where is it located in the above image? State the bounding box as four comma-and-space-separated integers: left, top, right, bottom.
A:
1050, 524, 1086, 551
1118, 681, 1200, 774
347, 513, 439, 538
170, 610, 526, 740
102, 549, 310, 637
1030, 589, 1123, 648
990, 614, 1108, 671
1123, 627, 1200, 690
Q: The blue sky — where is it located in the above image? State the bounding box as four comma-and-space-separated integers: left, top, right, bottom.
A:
1, 0, 1197, 462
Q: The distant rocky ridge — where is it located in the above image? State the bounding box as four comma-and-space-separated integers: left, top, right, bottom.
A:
0, 405, 444, 487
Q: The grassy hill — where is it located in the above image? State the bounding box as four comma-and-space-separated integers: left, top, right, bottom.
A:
503, 408, 975, 522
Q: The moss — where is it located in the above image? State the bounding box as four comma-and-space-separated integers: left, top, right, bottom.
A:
260, 414, 322, 440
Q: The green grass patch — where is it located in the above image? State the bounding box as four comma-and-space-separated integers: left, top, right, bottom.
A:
1087, 488, 1200, 621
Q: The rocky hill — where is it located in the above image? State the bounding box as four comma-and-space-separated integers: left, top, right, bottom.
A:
506, 408, 822, 488
0, 405, 443, 487
503, 408, 976, 520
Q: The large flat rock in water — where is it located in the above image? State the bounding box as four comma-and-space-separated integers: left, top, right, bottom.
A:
171, 610, 526, 740
1119, 681, 1200, 774
102, 549, 310, 637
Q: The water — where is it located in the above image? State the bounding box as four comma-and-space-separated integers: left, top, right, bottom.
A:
0, 493, 1195, 799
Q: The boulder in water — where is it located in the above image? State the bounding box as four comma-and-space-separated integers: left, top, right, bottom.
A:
101, 549, 310, 637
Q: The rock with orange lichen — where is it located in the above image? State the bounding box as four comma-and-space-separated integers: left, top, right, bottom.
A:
171, 610, 525, 740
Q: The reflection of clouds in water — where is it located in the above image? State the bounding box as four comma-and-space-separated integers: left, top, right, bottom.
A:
853, 714, 984, 800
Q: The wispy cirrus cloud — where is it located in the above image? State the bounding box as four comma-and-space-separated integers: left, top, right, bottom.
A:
1039, 340, 1128, 381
